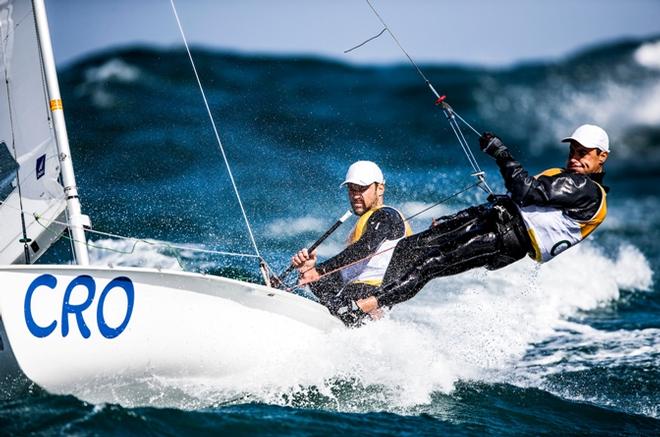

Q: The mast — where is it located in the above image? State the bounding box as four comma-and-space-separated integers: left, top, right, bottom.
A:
32, 0, 90, 265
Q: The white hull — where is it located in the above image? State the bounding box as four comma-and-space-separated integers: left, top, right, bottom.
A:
0, 265, 342, 399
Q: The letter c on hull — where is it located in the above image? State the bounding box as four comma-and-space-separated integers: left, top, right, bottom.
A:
24, 274, 58, 338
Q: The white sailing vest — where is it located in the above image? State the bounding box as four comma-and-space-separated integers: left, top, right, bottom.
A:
519, 168, 607, 263
340, 206, 412, 286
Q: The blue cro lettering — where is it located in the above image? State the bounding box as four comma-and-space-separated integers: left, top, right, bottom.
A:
24, 274, 58, 338
61, 275, 95, 338
97, 276, 134, 339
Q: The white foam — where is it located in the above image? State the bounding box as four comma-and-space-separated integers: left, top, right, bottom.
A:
630, 81, 660, 126
475, 70, 660, 158
518, 321, 659, 374
81, 239, 653, 412
84, 58, 141, 83
542, 80, 660, 153
507, 319, 660, 419
634, 40, 660, 70
613, 244, 654, 291
77, 58, 141, 108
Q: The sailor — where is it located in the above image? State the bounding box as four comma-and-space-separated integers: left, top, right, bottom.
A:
291, 160, 411, 326
345, 124, 611, 323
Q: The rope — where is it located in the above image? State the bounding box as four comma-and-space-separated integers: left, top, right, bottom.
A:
443, 106, 493, 194
344, 28, 387, 54
169, 0, 263, 260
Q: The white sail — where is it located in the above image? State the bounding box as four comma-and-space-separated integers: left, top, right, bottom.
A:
0, 0, 68, 264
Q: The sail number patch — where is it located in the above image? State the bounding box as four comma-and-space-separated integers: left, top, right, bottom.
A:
24, 274, 134, 339
36, 154, 46, 179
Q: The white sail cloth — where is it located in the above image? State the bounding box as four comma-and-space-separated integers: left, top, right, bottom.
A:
0, 0, 67, 264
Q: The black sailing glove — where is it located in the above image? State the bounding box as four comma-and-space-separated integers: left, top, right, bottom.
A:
479, 132, 508, 159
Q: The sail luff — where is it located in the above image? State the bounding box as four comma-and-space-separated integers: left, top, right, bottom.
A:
31, 0, 89, 265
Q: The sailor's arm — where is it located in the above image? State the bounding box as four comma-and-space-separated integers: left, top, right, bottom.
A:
291, 249, 345, 305
480, 133, 600, 210
315, 208, 401, 275
356, 296, 379, 313
292, 248, 320, 284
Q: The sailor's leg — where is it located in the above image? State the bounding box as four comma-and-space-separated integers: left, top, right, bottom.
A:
376, 231, 499, 307
419, 232, 500, 278
382, 204, 491, 286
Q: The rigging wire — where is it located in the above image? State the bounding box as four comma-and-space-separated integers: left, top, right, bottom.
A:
364, 0, 433, 88
356, 0, 493, 195
0, 199, 260, 265
169, 0, 263, 261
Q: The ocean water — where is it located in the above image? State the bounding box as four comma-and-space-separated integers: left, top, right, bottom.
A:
2, 36, 660, 434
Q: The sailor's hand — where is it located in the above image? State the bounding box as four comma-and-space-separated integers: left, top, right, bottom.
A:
292, 248, 320, 284
479, 132, 508, 159
292, 248, 317, 269
356, 296, 383, 321
356, 296, 378, 313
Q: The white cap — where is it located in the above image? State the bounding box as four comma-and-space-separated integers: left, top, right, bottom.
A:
340, 161, 384, 188
561, 124, 610, 153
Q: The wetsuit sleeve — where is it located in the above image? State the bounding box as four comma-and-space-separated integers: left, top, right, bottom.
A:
494, 149, 603, 221
316, 207, 405, 275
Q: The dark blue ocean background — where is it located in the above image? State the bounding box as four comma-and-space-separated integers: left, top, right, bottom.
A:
3, 35, 660, 434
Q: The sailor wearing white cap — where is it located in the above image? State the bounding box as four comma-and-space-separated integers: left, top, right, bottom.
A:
352, 125, 612, 320
291, 160, 410, 326
562, 124, 610, 153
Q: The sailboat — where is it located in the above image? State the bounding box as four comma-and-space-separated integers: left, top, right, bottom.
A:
0, 0, 343, 399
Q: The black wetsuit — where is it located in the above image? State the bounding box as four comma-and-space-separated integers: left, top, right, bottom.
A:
374, 145, 609, 309
309, 207, 406, 322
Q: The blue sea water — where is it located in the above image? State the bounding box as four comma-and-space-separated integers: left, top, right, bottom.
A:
2, 35, 660, 434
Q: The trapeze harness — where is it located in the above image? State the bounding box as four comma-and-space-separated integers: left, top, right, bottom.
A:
374, 166, 608, 309
339, 205, 413, 286
308, 205, 412, 315
518, 168, 608, 262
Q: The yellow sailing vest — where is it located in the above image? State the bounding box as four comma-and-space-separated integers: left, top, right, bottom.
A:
341, 206, 412, 286
519, 168, 607, 262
